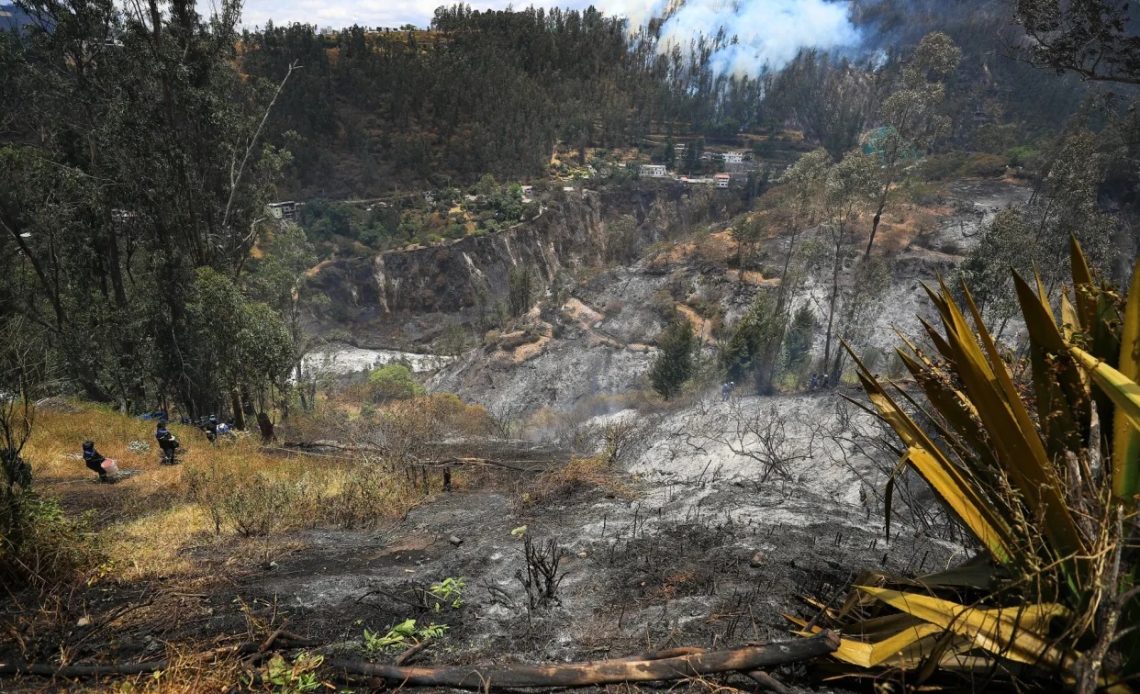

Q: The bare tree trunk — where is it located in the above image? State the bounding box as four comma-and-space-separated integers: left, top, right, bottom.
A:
864, 185, 890, 260
822, 232, 843, 376
229, 390, 245, 430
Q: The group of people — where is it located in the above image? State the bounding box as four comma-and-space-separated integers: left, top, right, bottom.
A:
82, 413, 231, 483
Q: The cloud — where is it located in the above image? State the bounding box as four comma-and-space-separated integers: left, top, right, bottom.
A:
617, 0, 860, 78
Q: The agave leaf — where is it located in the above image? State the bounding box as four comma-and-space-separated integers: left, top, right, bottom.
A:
857, 587, 1077, 671
937, 281, 1086, 567
914, 559, 999, 590
905, 446, 1014, 563
894, 350, 1003, 490
850, 357, 1015, 563
1034, 271, 1056, 323
1113, 259, 1140, 500
830, 624, 947, 668
1060, 291, 1080, 344
1070, 236, 1097, 333
1012, 274, 1089, 460
1069, 346, 1140, 438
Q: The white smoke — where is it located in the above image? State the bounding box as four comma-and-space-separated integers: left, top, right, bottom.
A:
609, 0, 860, 78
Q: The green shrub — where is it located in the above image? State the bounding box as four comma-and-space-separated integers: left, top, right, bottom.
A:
0, 492, 102, 594
220, 473, 307, 537
1005, 144, 1040, 169
960, 152, 1007, 178
368, 363, 424, 402
919, 151, 967, 180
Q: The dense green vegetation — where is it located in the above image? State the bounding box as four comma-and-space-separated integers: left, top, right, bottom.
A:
3, 0, 1137, 418
0, 0, 309, 418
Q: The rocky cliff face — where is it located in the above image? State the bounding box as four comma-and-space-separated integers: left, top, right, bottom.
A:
304, 184, 735, 345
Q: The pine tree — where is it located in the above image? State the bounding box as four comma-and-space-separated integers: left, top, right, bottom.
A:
650, 319, 695, 400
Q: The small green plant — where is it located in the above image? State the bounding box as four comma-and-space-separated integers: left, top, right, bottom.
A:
428, 576, 466, 611
264, 651, 324, 694
362, 618, 449, 655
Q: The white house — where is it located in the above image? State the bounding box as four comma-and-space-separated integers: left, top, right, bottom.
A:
640, 164, 667, 178
714, 173, 731, 189
722, 151, 746, 164
266, 201, 298, 222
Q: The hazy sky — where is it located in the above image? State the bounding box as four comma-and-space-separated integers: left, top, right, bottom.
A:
240, 0, 603, 30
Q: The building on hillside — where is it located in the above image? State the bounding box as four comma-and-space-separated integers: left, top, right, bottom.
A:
722, 151, 746, 164
714, 173, 731, 189
674, 143, 687, 156
266, 201, 298, 222
640, 164, 667, 178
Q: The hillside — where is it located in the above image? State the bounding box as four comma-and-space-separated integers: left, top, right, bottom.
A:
3, 0, 1140, 691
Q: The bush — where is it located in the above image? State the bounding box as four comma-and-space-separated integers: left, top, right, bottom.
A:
0, 492, 102, 594
221, 473, 306, 537
330, 463, 405, 529
1005, 144, 1040, 170
368, 363, 424, 402
960, 152, 1007, 178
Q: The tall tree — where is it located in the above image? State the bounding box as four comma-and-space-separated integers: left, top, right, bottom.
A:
864, 32, 961, 259
1016, 0, 1140, 86
0, 0, 294, 417
650, 318, 695, 400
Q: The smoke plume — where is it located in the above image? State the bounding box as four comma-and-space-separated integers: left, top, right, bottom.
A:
612, 0, 860, 78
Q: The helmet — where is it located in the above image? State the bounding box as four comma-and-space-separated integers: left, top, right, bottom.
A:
82, 440, 94, 450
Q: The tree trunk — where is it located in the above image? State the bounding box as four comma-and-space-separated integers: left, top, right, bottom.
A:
229, 390, 245, 430
822, 234, 843, 373
256, 412, 275, 443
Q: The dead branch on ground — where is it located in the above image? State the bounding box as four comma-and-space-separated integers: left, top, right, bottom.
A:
326, 632, 839, 689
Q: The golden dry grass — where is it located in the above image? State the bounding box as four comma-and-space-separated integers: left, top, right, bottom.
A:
518, 455, 631, 510
22, 402, 428, 583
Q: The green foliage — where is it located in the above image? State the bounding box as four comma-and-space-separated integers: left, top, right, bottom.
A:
720, 292, 783, 385
650, 319, 695, 400
362, 618, 449, 655
367, 363, 424, 402
429, 576, 466, 611
782, 305, 815, 375
185, 268, 295, 414
0, 0, 294, 415
241, 12, 770, 195
265, 652, 324, 694
0, 492, 102, 593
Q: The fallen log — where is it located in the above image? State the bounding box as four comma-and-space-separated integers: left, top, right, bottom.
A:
327, 632, 839, 690
0, 660, 168, 678
0, 631, 316, 679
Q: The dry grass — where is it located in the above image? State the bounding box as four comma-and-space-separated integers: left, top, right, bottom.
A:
518, 455, 631, 510
21, 402, 435, 583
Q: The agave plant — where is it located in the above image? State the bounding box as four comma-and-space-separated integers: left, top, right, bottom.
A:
792, 241, 1139, 691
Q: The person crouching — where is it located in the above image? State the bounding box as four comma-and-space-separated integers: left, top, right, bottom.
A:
155, 421, 180, 464
82, 440, 112, 482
